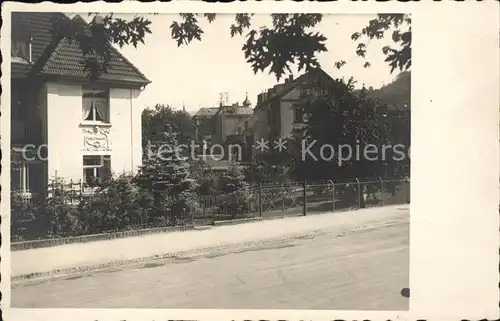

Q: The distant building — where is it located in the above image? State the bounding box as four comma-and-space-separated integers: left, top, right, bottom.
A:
11, 12, 150, 198
213, 95, 253, 145
193, 95, 254, 162
193, 107, 219, 142
252, 68, 336, 160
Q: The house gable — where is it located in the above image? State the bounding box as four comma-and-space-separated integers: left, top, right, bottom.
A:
11, 12, 150, 87
254, 68, 336, 110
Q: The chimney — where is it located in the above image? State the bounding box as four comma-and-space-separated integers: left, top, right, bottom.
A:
288, 75, 294, 82
28, 36, 33, 64
93, 15, 105, 25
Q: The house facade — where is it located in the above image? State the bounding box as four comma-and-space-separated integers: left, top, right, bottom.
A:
193, 95, 254, 162
192, 107, 218, 142
213, 97, 253, 146
11, 12, 150, 198
252, 68, 335, 160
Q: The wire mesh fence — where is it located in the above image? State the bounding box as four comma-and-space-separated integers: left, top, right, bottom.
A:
11, 176, 409, 241
191, 177, 410, 225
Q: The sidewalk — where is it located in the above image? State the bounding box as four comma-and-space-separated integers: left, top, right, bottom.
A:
12, 205, 409, 278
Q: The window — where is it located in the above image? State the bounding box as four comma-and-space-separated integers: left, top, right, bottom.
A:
300, 86, 311, 98
82, 88, 110, 123
83, 155, 111, 186
12, 162, 29, 193
11, 160, 42, 195
293, 105, 304, 123
11, 39, 28, 61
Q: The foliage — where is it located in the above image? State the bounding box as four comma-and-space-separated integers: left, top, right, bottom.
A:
78, 174, 154, 233
290, 76, 392, 183
366, 71, 411, 178
54, 13, 410, 81
189, 159, 220, 195
41, 177, 82, 236
11, 173, 193, 241
367, 71, 411, 107
142, 104, 196, 152
244, 160, 291, 186
217, 164, 253, 218
11, 178, 82, 240
11, 194, 42, 241
336, 14, 411, 73
135, 130, 200, 220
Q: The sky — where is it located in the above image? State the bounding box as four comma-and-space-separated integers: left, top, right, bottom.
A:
70, 13, 401, 113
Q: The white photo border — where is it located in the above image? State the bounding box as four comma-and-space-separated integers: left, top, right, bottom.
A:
1, 1, 499, 320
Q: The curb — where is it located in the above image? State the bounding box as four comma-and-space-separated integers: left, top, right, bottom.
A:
11, 225, 195, 251
12, 205, 409, 252
11, 233, 311, 284
11, 216, 409, 285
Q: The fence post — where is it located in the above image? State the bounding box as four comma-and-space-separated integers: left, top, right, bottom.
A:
355, 177, 361, 209
329, 180, 335, 212
281, 187, 285, 212
379, 176, 384, 206
258, 183, 263, 217
303, 180, 307, 216
404, 177, 410, 204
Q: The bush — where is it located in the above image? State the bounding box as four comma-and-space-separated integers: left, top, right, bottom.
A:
189, 159, 220, 195
78, 174, 155, 234
244, 161, 291, 186
11, 194, 40, 241
10, 173, 196, 241
217, 164, 254, 219
135, 131, 200, 221
11, 185, 81, 240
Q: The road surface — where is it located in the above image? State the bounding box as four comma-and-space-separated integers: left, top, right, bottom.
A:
12, 216, 409, 310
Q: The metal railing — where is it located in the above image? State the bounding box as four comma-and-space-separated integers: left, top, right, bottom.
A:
11, 177, 410, 241
191, 177, 410, 225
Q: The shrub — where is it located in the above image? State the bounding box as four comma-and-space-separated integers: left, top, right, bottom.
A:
135, 131, 200, 221
217, 164, 254, 219
78, 174, 154, 234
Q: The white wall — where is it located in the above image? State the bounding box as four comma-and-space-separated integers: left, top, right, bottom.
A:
280, 86, 303, 138
46, 83, 83, 182
109, 88, 142, 176
45, 83, 143, 183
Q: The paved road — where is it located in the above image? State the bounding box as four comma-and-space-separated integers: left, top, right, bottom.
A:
12, 218, 409, 310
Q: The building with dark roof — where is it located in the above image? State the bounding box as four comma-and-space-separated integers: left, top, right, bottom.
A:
252, 68, 337, 160
11, 12, 151, 198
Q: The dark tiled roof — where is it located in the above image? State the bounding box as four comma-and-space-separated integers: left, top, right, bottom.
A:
216, 105, 254, 116
11, 12, 150, 86
195, 107, 219, 117
254, 68, 334, 110
12, 12, 57, 63
11, 62, 32, 78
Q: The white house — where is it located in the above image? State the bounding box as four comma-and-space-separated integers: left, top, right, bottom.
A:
11, 12, 150, 198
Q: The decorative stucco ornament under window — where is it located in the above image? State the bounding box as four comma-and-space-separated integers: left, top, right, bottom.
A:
82, 126, 111, 151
